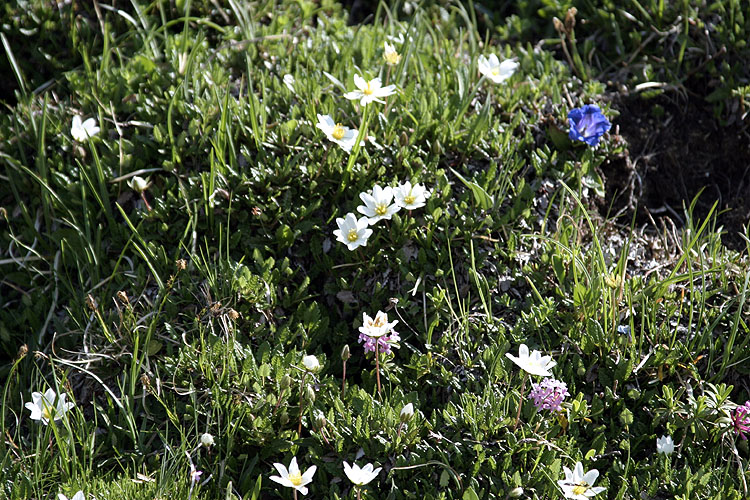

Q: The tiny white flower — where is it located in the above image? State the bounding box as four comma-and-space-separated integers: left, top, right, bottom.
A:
71, 115, 100, 142
383, 41, 401, 66
283, 74, 296, 93
25, 388, 75, 425
58, 492, 85, 500
302, 354, 321, 373
400, 403, 414, 422
656, 435, 674, 455
505, 344, 556, 377
333, 213, 373, 251
358, 311, 398, 338
128, 176, 149, 193
344, 75, 396, 106
393, 181, 430, 210
357, 185, 400, 224
200, 432, 214, 447
558, 462, 606, 500
269, 457, 317, 496
477, 54, 519, 84
316, 114, 358, 153
343, 461, 382, 487
509, 486, 524, 498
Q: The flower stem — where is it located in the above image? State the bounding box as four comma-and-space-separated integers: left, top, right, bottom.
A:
294, 489, 298, 500
298, 373, 307, 436
357, 487, 361, 500
345, 104, 370, 175
341, 359, 347, 398
513, 374, 527, 431
375, 341, 382, 397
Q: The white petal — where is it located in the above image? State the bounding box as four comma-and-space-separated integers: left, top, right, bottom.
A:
353, 74, 367, 91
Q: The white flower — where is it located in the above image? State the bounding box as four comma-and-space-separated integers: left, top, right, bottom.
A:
477, 54, 519, 84
656, 435, 674, 455
333, 213, 373, 251
71, 115, 100, 142
343, 461, 382, 487
558, 462, 606, 499
25, 388, 75, 425
128, 176, 149, 193
393, 181, 430, 210
316, 114, 358, 153
58, 492, 85, 500
302, 354, 321, 373
383, 42, 401, 66
400, 403, 414, 422
509, 486, 524, 498
200, 432, 214, 447
344, 75, 396, 106
270, 457, 317, 496
357, 185, 400, 224
359, 311, 398, 338
505, 344, 556, 377
283, 74, 295, 93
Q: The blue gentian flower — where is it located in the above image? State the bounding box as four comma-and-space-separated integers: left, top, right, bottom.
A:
567, 104, 611, 146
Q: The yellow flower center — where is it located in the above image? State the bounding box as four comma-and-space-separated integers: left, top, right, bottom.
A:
42, 404, 54, 422
572, 484, 588, 495
491, 67, 500, 76
375, 204, 388, 216
404, 194, 416, 205
385, 52, 401, 65
347, 229, 358, 242
363, 82, 373, 95
332, 123, 346, 140
288, 471, 303, 486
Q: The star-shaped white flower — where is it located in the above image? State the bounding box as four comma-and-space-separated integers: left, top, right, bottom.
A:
316, 114, 358, 153
558, 462, 606, 499
283, 74, 295, 93
25, 388, 75, 425
505, 344, 556, 377
344, 75, 396, 106
477, 54, 519, 84
343, 461, 382, 487
58, 492, 85, 500
270, 457, 317, 496
383, 42, 401, 66
656, 435, 674, 455
359, 311, 398, 338
333, 213, 373, 251
393, 181, 430, 210
71, 115, 100, 142
302, 354, 321, 373
357, 185, 400, 224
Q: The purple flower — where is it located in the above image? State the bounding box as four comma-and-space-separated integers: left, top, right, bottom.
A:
358, 330, 400, 354
732, 401, 750, 440
568, 105, 611, 146
529, 378, 569, 412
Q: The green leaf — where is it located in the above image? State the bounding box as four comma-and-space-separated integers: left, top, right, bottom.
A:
462, 486, 480, 500
450, 168, 494, 210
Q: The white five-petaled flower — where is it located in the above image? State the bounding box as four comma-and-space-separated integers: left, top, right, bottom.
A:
357, 185, 400, 224
200, 432, 215, 447
333, 213, 373, 251
393, 181, 430, 210
344, 75, 396, 106
477, 54, 519, 84
71, 115, 100, 142
558, 462, 606, 499
656, 435, 674, 455
283, 74, 295, 93
302, 354, 321, 373
316, 114, 358, 153
270, 457, 317, 496
383, 42, 401, 66
58, 492, 85, 500
343, 461, 382, 487
128, 176, 149, 193
505, 344, 556, 377
359, 311, 398, 338
25, 388, 75, 425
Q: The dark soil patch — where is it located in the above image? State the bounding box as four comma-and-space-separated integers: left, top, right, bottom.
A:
602, 94, 750, 251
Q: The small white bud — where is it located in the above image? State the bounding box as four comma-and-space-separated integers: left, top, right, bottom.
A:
200, 432, 214, 447
400, 403, 414, 423
128, 176, 149, 193
302, 355, 321, 373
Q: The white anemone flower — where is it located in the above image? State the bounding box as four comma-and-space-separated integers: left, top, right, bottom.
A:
270, 457, 317, 496
302, 354, 321, 373
71, 115, 100, 142
25, 388, 75, 425
558, 462, 606, 499
333, 213, 373, 251
316, 114, 358, 153
357, 185, 400, 224
344, 75, 396, 106
393, 181, 430, 210
200, 432, 215, 447
128, 176, 149, 193
656, 435, 675, 455
505, 344, 556, 377
383, 42, 401, 66
58, 492, 85, 500
343, 461, 382, 487
477, 54, 519, 84
400, 403, 414, 422
359, 311, 398, 338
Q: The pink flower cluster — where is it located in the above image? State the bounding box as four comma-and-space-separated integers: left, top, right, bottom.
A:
732, 401, 750, 440
358, 330, 400, 354
529, 378, 569, 412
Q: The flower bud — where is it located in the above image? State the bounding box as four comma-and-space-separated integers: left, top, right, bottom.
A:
400, 403, 414, 423
305, 385, 316, 403
565, 7, 577, 32
314, 411, 326, 430
128, 176, 149, 193
553, 17, 565, 34
200, 432, 215, 447
341, 344, 351, 362
280, 374, 292, 390
116, 290, 129, 305
509, 486, 524, 498
302, 355, 321, 373
280, 411, 289, 425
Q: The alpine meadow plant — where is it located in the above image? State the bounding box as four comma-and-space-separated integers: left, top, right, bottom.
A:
567, 105, 611, 146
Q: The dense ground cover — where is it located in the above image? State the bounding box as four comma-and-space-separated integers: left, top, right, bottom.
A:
1, 0, 749, 498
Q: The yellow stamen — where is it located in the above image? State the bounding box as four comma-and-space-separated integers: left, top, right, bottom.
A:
375, 204, 387, 216
492, 67, 500, 76
384, 52, 401, 65
404, 194, 416, 205
42, 404, 54, 422
572, 484, 588, 495
332, 123, 346, 140
363, 82, 373, 95
347, 229, 358, 242
288, 471, 303, 486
